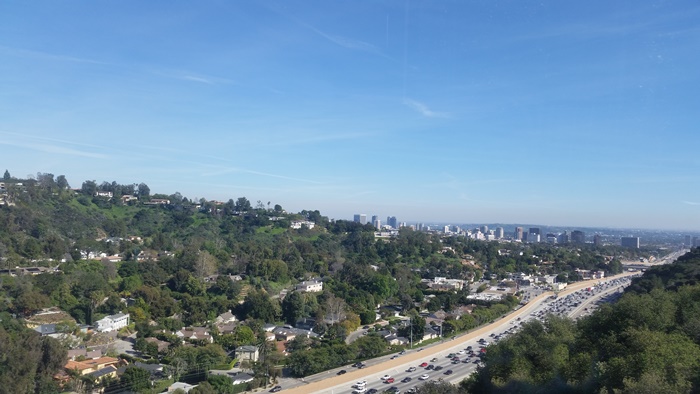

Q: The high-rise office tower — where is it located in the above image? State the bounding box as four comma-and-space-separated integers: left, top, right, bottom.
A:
515, 227, 523, 241
353, 214, 367, 224
621, 237, 640, 248
571, 230, 586, 244
593, 234, 602, 246
558, 231, 570, 244
495, 227, 504, 239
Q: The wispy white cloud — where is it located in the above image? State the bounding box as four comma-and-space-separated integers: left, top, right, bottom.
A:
297, 21, 394, 61
0, 45, 109, 65
0, 140, 108, 159
181, 75, 214, 84
201, 166, 321, 184
402, 98, 449, 118
682, 201, 700, 206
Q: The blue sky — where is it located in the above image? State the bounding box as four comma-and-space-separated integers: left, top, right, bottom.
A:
1, 1, 700, 230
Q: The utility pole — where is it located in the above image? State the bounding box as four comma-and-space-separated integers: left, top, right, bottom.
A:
409, 317, 412, 349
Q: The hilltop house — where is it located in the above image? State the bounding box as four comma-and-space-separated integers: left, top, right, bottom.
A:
94, 313, 130, 332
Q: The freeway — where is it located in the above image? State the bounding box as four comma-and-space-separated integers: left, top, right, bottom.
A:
280, 271, 642, 394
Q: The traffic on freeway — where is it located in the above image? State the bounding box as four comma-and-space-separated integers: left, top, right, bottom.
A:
280, 271, 645, 394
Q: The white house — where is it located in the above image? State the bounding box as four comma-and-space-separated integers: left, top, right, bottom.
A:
295, 279, 323, 293
290, 220, 315, 229
95, 313, 130, 332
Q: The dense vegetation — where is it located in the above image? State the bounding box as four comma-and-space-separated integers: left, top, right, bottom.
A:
463, 248, 700, 394
0, 171, 655, 392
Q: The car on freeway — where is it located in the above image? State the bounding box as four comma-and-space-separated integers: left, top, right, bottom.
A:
434, 366, 443, 371
388, 387, 399, 393
444, 370, 453, 375
430, 357, 438, 362
406, 367, 417, 372
419, 362, 428, 367
354, 381, 367, 388
381, 375, 390, 381
385, 377, 395, 384
367, 390, 378, 394
337, 370, 347, 375
419, 374, 430, 380
401, 377, 412, 383
426, 364, 435, 370
270, 386, 282, 393
353, 389, 366, 394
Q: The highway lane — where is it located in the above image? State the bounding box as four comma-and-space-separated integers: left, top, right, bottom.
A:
281, 271, 641, 394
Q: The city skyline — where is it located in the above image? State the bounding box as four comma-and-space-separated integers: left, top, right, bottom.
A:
2, 2, 700, 230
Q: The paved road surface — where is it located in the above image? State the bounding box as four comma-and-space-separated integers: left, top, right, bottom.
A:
280, 272, 640, 394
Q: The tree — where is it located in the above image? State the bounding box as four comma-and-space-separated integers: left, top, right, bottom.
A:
81, 180, 97, 196
120, 366, 151, 392
190, 381, 217, 394
194, 250, 217, 280
399, 315, 426, 342
281, 291, 305, 325
56, 175, 69, 190
234, 197, 251, 212
137, 183, 150, 198
322, 294, 347, 324
239, 290, 281, 322
3, 169, 10, 180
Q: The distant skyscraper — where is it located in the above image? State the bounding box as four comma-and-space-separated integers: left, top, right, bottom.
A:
353, 214, 367, 224
371, 215, 379, 224
593, 234, 602, 246
373, 219, 381, 229
515, 227, 523, 241
480, 225, 489, 234
353, 214, 360, 222
528, 227, 541, 235
558, 231, 569, 244
387, 216, 398, 229
621, 237, 640, 248
571, 230, 586, 244
546, 233, 557, 243
496, 227, 504, 239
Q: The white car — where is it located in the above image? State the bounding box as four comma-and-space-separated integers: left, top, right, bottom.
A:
354, 381, 367, 388
381, 375, 390, 381
419, 374, 429, 380
353, 389, 366, 394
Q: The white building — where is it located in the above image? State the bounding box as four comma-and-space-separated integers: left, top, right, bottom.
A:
95, 313, 130, 332
290, 220, 315, 229
295, 279, 323, 293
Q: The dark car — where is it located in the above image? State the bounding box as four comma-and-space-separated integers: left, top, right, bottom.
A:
434, 365, 443, 371
367, 389, 378, 394
401, 377, 412, 383
444, 370, 453, 375
337, 370, 347, 375
270, 386, 282, 393
426, 364, 435, 370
